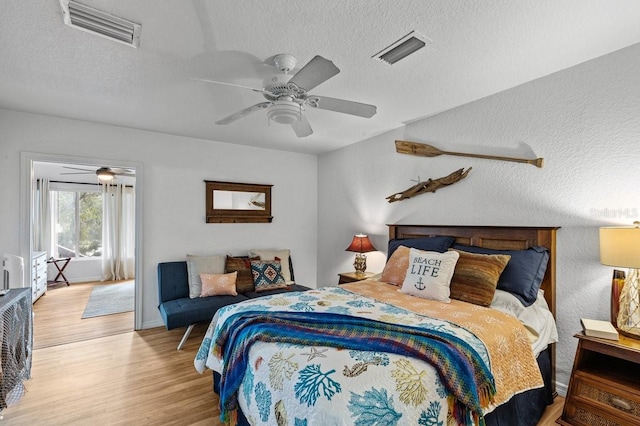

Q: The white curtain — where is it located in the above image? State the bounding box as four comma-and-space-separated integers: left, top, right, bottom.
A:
33, 178, 55, 257
101, 184, 135, 281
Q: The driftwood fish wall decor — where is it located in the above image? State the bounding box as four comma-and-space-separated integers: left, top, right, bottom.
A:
386, 168, 471, 203
395, 140, 544, 168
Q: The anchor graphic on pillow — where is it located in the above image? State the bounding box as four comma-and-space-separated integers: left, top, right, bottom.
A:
415, 277, 426, 290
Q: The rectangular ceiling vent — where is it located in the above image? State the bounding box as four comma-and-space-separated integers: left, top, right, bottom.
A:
60, 0, 141, 48
373, 31, 430, 65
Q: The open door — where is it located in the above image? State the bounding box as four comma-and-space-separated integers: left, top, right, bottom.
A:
20, 152, 144, 332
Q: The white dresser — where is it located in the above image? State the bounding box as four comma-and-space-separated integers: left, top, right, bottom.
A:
31, 251, 47, 302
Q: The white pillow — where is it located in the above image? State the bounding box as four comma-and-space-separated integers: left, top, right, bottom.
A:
186, 254, 226, 298
400, 248, 459, 302
490, 289, 526, 317
491, 289, 559, 357
247, 249, 293, 284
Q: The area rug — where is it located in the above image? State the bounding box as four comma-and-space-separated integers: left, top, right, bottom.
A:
82, 282, 134, 319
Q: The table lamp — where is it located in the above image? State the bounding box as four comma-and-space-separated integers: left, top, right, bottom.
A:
599, 222, 640, 339
345, 234, 377, 275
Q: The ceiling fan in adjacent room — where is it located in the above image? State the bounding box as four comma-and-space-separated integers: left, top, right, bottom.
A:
193, 54, 377, 137
61, 166, 135, 182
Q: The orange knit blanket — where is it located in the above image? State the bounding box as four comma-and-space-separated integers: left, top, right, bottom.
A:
341, 280, 544, 411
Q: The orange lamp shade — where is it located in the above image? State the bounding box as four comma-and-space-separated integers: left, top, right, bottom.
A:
345, 234, 376, 253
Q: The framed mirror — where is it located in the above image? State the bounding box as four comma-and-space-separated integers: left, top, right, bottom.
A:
205, 180, 273, 223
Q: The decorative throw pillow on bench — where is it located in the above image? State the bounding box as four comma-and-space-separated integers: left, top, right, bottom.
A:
248, 249, 294, 284
185, 249, 295, 298
250, 259, 287, 292
199, 272, 238, 297
186, 254, 226, 298
225, 256, 258, 293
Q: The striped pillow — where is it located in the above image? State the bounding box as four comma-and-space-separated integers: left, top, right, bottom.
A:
449, 250, 511, 306
225, 256, 258, 293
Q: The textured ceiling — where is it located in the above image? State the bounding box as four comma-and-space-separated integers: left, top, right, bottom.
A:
1, 1, 640, 155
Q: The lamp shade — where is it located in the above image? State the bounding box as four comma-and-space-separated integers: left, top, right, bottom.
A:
345, 234, 376, 253
600, 225, 640, 268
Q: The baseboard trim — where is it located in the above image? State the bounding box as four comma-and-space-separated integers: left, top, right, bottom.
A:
555, 381, 567, 397
141, 319, 165, 330
63, 276, 103, 284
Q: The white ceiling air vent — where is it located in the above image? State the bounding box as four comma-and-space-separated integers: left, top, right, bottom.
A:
60, 0, 141, 48
373, 31, 430, 65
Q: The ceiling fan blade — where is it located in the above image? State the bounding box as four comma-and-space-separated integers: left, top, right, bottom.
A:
291, 115, 313, 138
307, 96, 377, 118
191, 78, 269, 95
60, 172, 93, 175
288, 56, 340, 92
62, 166, 94, 172
108, 167, 134, 174
215, 102, 272, 125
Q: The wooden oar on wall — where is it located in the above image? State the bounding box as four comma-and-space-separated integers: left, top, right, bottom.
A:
395, 140, 544, 168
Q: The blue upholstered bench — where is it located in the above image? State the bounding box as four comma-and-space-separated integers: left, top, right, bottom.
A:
157, 261, 310, 349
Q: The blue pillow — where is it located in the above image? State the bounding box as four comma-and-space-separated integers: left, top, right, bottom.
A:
452, 244, 549, 307
250, 260, 287, 292
388, 236, 455, 259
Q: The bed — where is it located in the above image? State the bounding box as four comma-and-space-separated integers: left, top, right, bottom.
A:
195, 225, 559, 425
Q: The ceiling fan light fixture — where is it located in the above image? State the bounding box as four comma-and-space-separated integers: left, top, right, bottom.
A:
373, 31, 430, 65
97, 170, 115, 182
272, 54, 297, 73
267, 101, 302, 125
60, 0, 141, 48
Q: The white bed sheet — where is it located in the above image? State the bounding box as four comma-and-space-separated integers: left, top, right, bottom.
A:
490, 289, 558, 357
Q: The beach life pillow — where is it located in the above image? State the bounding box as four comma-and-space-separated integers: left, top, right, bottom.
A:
400, 248, 460, 302
449, 249, 511, 307
248, 249, 294, 283
452, 244, 549, 306
251, 259, 288, 292
199, 272, 238, 297
186, 254, 226, 299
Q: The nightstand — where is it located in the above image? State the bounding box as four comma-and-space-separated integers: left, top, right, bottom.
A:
338, 271, 376, 284
557, 332, 640, 425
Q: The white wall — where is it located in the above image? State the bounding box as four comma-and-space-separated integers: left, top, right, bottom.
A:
0, 110, 318, 328
45, 258, 102, 284
318, 42, 640, 393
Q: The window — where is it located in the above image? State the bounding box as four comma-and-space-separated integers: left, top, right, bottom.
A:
51, 185, 102, 258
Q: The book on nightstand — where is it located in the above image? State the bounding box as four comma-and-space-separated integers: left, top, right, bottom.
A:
581, 318, 619, 340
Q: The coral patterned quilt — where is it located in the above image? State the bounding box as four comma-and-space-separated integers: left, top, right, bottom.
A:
195, 282, 542, 426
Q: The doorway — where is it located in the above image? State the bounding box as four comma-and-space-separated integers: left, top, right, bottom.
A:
19, 152, 144, 339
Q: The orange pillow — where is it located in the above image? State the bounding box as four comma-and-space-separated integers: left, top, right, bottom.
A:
380, 246, 411, 286
199, 271, 238, 297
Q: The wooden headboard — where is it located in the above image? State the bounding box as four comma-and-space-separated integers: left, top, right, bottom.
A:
388, 224, 560, 392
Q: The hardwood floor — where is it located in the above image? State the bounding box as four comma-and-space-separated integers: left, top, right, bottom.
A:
3, 324, 218, 425
33, 281, 134, 349
2, 284, 564, 425
539, 396, 564, 425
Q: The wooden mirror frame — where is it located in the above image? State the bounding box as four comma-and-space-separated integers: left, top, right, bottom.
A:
205, 180, 273, 223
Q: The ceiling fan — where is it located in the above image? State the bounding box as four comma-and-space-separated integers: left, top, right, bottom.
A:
194, 54, 377, 137
61, 166, 134, 182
